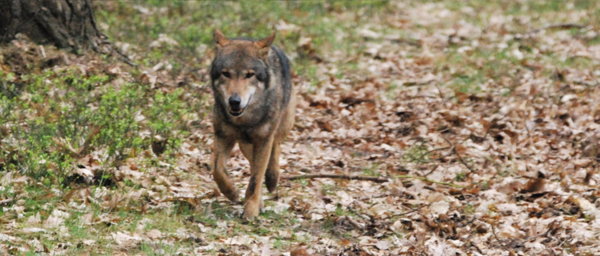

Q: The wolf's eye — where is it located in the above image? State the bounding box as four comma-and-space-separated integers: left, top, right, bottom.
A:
222, 71, 231, 78
245, 72, 255, 79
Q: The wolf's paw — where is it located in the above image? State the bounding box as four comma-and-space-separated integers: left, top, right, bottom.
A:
242, 199, 262, 219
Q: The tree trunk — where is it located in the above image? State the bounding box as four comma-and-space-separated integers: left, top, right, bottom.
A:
0, 0, 109, 53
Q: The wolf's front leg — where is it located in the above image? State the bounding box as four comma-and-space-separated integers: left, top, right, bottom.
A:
243, 135, 274, 219
213, 136, 238, 202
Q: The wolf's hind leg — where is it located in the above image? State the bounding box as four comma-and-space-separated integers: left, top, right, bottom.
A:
213, 137, 238, 202
265, 143, 280, 193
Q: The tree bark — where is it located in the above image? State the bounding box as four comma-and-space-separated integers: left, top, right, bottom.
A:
0, 0, 109, 53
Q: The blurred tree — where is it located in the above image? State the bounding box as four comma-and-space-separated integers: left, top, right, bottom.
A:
0, 0, 111, 53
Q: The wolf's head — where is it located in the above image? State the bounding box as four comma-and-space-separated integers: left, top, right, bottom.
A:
210, 29, 276, 117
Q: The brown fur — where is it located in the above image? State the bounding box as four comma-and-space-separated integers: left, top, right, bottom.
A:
210, 29, 295, 218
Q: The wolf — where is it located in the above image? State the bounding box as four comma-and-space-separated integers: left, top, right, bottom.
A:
209, 29, 295, 218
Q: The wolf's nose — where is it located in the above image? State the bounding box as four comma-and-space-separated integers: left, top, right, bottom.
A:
229, 94, 242, 109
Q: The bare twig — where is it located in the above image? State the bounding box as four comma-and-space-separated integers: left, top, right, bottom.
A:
341, 215, 363, 230
462, 222, 485, 253
283, 171, 464, 189
391, 205, 426, 217
52, 126, 100, 158
424, 149, 454, 163
345, 206, 372, 221
435, 83, 446, 102
516, 220, 559, 247
396, 175, 463, 188
403, 79, 436, 87
422, 147, 450, 158
526, 23, 586, 35
422, 164, 439, 177
491, 224, 506, 248
53, 137, 81, 156
358, 193, 390, 201
389, 38, 421, 47
442, 136, 475, 172
404, 240, 428, 256
283, 173, 463, 188
111, 45, 137, 67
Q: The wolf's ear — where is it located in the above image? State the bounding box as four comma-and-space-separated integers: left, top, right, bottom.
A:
214, 29, 230, 48
254, 31, 276, 60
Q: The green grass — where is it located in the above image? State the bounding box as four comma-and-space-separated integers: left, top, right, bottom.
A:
403, 143, 430, 164
96, 1, 395, 81
0, 68, 191, 180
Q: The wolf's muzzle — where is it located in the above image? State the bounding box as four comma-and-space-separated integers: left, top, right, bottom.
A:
228, 94, 244, 116
229, 94, 241, 109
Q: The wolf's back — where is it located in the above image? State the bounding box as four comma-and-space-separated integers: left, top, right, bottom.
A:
270, 46, 293, 107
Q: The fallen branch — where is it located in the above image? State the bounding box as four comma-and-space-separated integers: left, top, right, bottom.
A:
282, 174, 388, 183
282, 174, 463, 188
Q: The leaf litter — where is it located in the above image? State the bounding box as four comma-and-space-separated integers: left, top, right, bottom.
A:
1, 1, 600, 255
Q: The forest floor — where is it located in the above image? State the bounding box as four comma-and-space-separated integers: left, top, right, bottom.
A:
1, 1, 600, 255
